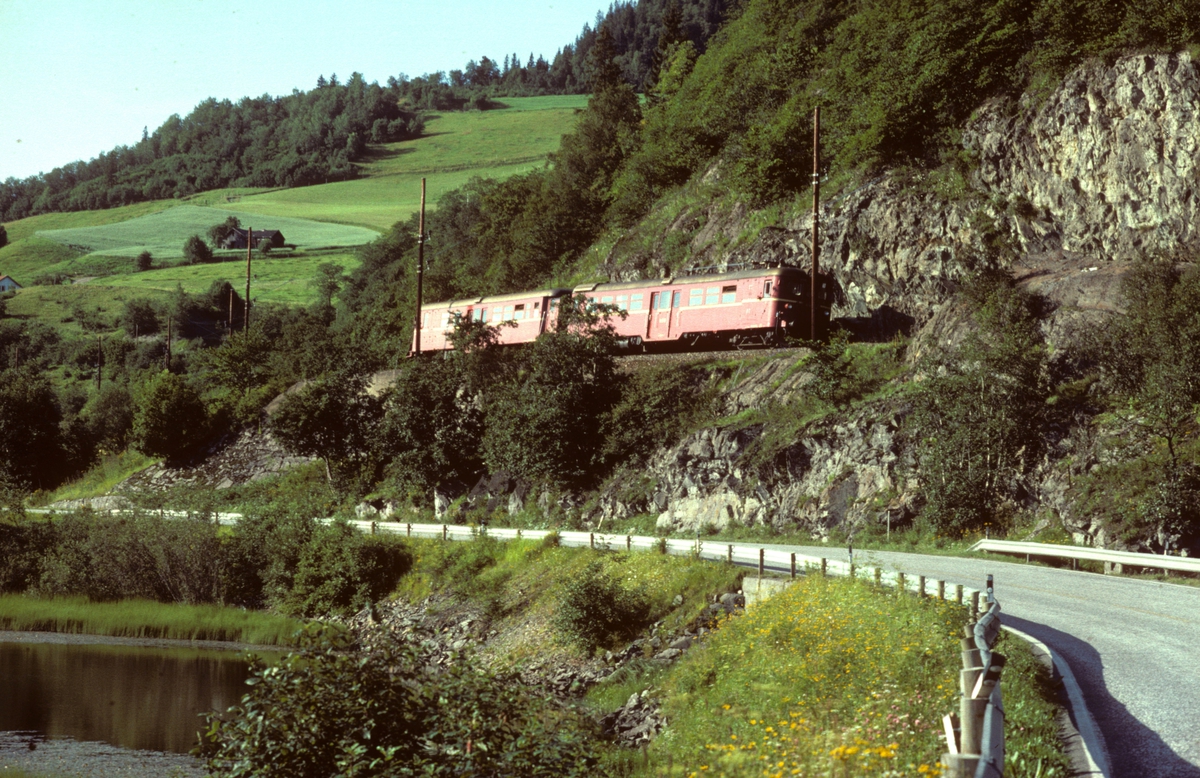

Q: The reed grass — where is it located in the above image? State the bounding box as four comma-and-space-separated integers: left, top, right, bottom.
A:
0, 595, 307, 646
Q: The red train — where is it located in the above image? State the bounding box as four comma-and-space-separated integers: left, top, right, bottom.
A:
411, 266, 832, 355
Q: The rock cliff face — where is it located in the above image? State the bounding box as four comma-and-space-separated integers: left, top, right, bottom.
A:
628, 52, 1199, 334
600, 53, 1200, 542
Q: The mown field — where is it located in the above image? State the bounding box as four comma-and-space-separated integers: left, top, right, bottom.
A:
36, 205, 379, 259
88, 250, 361, 305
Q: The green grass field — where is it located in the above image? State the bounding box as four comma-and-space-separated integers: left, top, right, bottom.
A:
36, 204, 379, 259
89, 250, 361, 305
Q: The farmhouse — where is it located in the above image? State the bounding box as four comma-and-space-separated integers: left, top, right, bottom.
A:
220, 229, 286, 250
0, 275, 22, 292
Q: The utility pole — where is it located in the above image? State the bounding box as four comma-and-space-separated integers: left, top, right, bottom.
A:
245, 225, 252, 332
164, 318, 173, 371
413, 178, 426, 356
95, 336, 103, 393
810, 106, 821, 343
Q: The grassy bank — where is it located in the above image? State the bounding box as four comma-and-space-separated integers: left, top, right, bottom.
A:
0, 595, 307, 646
606, 574, 1069, 778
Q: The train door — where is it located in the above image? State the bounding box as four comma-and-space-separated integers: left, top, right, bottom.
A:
667, 290, 681, 337
646, 292, 658, 339
653, 290, 674, 339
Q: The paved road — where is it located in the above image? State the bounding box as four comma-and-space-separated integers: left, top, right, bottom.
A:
752, 543, 1200, 778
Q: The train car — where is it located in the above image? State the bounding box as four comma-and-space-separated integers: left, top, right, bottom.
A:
574, 266, 832, 350
411, 288, 570, 354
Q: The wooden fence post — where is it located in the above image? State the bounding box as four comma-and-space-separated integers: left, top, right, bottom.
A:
727, 544, 733, 564
758, 548, 765, 577
406, 523, 412, 537
590, 533, 595, 549
937, 580, 946, 600
790, 553, 796, 579
918, 575, 926, 597
627, 535, 632, 552
442, 524, 448, 541
820, 558, 827, 576
955, 584, 963, 605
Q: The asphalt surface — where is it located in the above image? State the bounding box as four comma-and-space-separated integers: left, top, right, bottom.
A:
752, 543, 1200, 778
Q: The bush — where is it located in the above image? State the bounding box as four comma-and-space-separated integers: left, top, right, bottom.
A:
183, 234, 213, 264
282, 521, 412, 617
553, 560, 649, 654
131, 370, 208, 459
135, 250, 153, 271
199, 626, 599, 778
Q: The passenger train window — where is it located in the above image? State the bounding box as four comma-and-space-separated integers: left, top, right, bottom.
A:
659, 292, 672, 310
514, 304, 526, 321
503, 305, 514, 320
721, 285, 737, 304
689, 289, 703, 307
705, 287, 720, 305
630, 293, 644, 311
480, 307, 489, 323
422, 312, 430, 327
764, 281, 773, 296
601, 295, 613, 305
672, 291, 681, 308
616, 294, 628, 311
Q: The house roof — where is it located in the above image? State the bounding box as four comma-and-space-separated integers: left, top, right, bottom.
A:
0, 275, 22, 288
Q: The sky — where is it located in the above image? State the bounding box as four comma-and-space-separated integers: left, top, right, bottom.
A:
0, 0, 606, 181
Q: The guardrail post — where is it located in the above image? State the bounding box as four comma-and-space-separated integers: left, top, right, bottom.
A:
897, 572, 906, 593
790, 553, 796, 579
758, 548, 765, 577
371, 521, 377, 535
627, 535, 632, 552
937, 580, 945, 600
820, 558, 827, 576
517, 528, 522, 540
970, 591, 980, 618
727, 544, 733, 563
874, 567, 882, 586
406, 523, 412, 537
918, 575, 926, 597
442, 524, 448, 541
589, 533, 595, 549
955, 584, 963, 605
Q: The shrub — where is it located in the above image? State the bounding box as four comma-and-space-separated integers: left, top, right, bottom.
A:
135, 250, 153, 271
282, 521, 412, 617
183, 234, 213, 264
199, 626, 599, 778
554, 560, 649, 654
130, 371, 208, 460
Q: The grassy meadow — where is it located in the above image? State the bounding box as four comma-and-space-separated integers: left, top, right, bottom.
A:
36, 205, 379, 259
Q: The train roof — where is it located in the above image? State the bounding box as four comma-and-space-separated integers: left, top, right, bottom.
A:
573, 266, 806, 294
420, 288, 571, 310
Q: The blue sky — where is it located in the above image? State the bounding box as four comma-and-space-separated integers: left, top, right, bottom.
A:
0, 0, 605, 181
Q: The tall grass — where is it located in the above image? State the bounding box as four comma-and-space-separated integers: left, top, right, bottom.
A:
0, 595, 306, 646
629, 574, 1068, 777
40, 451, 158, 505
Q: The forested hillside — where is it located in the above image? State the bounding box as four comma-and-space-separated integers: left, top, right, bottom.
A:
0, 0, 728, 224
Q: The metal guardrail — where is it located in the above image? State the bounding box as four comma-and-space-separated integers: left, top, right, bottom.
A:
971, 539, 1200, 574
942, 576, 1006, 778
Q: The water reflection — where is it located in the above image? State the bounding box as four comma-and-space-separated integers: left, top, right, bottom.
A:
0, 639, 257, 754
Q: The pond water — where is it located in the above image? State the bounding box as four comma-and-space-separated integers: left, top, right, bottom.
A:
0, 637, 259, 756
